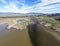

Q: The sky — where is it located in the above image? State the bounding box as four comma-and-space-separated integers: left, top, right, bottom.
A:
0, 0, 60, 13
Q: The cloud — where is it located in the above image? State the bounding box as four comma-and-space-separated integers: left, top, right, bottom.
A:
2, 0, 31, 13
3, 1, 29, 13
24, 0, 60, 13
41, 0, 60, 5
0, 0, 7, 4
0, 0, 60, 13
4, 1, 18, 12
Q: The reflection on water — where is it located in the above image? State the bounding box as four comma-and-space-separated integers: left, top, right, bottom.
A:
0, 23, 9, 34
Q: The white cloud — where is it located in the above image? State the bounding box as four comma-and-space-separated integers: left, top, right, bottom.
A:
0, 0, 60, 13
0, 0, 7, 4
3, 0, 31, 13
3, 1, 29, 13
4, 2, 18, 11
41, 0, 60, 4
23, 0, 60, 13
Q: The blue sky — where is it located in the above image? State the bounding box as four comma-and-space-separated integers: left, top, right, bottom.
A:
0, 0, 60, 13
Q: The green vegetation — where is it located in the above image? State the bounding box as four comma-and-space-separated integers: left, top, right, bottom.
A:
19, 21, 29, 25
38, 16, 60, 27
0, 17, 29, 25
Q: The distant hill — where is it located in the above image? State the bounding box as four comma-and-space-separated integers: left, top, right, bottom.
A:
47, 13, 60, 19
0, 12, 60, 17
0, 12, 42, 17
0, 13, 27, 17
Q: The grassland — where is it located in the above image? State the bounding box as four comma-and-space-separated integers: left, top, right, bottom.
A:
38, 16, 60, 27
0, 17, 29, 25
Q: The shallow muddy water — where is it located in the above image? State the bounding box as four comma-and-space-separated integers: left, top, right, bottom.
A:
0, 23, 32, 46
